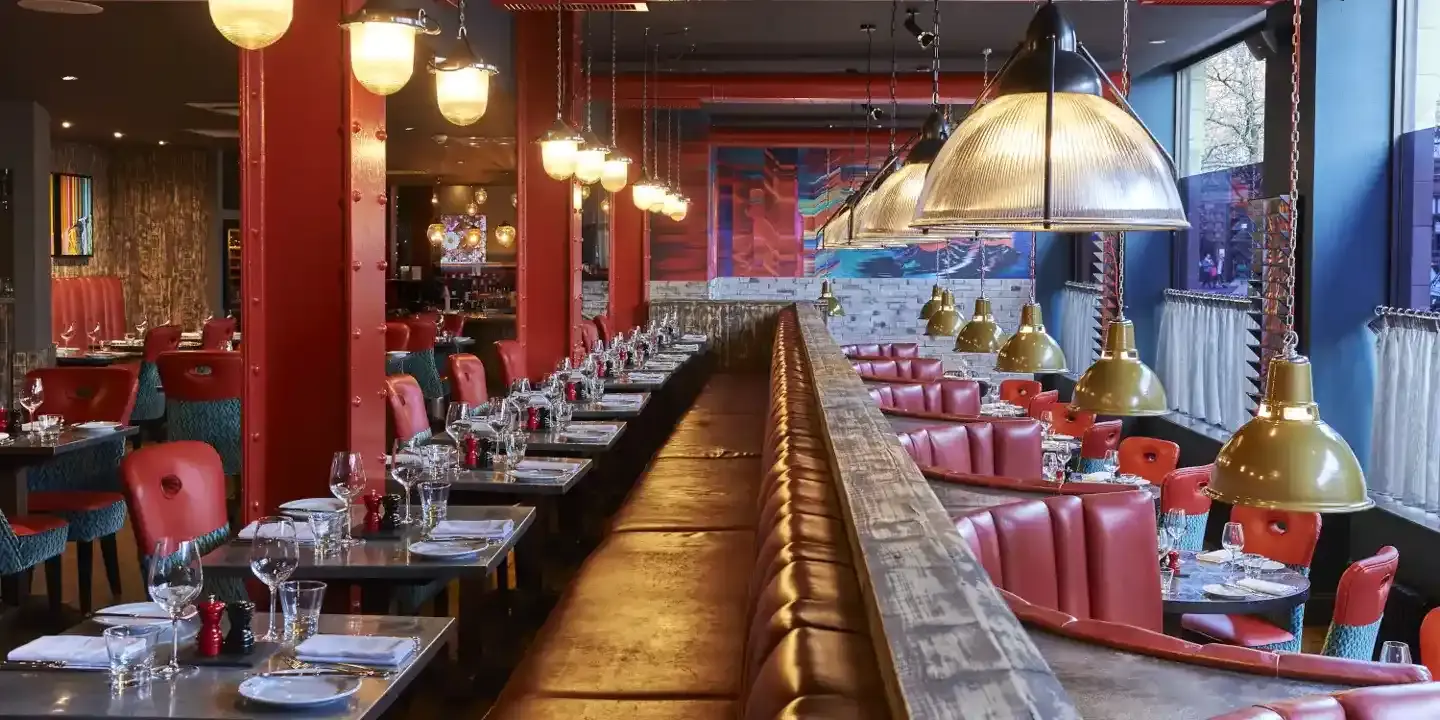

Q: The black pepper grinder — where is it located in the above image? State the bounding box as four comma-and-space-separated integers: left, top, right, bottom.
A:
223, 600, 256, 654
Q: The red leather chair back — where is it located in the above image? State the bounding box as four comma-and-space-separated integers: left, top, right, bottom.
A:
1049, 407, 1097, 438
143, 325, 183, 362
51, 276, 126, 343
494, 340, 527, 388
866, 379, 980, 416
852, 359, 899, 379
121, 441, 230, 557
579, 320, 600, 351
853, 358, 943, 382
1079, 420, 1122, 459
594, 315, 614, 343
447, 353, 488, 405
405, 318, 438, 352
1229, 506, 1322, 570
1026, 391, 1060, 419
384, 321, 411, 352
199, 317, 237, 350
1159, 465, 1214, 516
156, 351, 243, 402
841, 343, 920, 358
1333, 546, 1399, 628
26, 367, 138, 425
897, 421, 1042, 479
385, 375, 430, 441
999, 379, 1043, 408
934, 378, 981, 415
441, 313, 465, 337
1210, 684, 1440, 720
953, 492, 1165, 631
1422, 608, 1440, 681
1117, 437, 1180, 484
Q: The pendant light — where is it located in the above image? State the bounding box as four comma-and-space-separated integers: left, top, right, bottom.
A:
464, 226, 483, 247
474, 188, 487, 205
665, 111, 689, 221
824, 24, 879, 249
913, 1, 1188, 232
431, 0, 497, 127
994, 236, 1065, 373
630, 28, 665, 210
1206, 0, 1369, 513
538, 8, 584, 181
818, 281, 844, 318
426, 223, 445, 245
954, 234, 1006, 352
652, 108, 674, 214
919, 284, 943, 319
600, 13, 632, 193
209, 0, 291, 50
1073, 2, 1167, 416
340, 1, 438, 97
924, 289, 962, 337
573, 16, 609, 186
494, 222, 516, 247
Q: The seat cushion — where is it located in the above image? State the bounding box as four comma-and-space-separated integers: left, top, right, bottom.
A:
1181, 613, 1297, 648
658, 420, 765, 459
743, 628, 882, 720
9, 514, 69, 535
485, 697, 735, 720
28, 490, 125, 513
611, 458, 761, 532
509, 531, 753, 697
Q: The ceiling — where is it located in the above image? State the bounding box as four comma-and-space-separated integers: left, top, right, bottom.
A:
0, 0, 1262, 181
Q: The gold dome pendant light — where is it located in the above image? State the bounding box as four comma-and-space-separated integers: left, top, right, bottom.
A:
924, 290, 962, 337
600, 14, 633, 193
537, 8, 584, 181
430, 0, 498, 127
818, 280, 845, 318
629, 28, 665, 211
954, 234, 1006, 353
912, 1, 1188, 233
994, 236, 1065, 373
919, 284, 943, 319
1207, 0, 1369, 513
341, 0, 440, 96
572, 16, 610, 186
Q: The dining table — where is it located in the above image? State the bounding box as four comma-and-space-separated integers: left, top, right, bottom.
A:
571, 392, 650, 420
0, 613, 453, 720
523, 421, 627, 457
447, 457, 591, 497
1161, 550, 1311, 616
0, 426, 140, 518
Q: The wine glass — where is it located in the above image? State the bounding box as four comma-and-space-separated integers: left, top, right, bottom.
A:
445, 402, 470, 442
391, 439, 421, 524
328, 452, 367, 547
59, 323, 75, 350
87, 321, 101, 349
248, 517, 299, 642
1380, 641, 1413, 664
18, 378, 43, 437
136, 319, 148, 338
1161, 509, 1187, 552
1221, 520, 1245, 574
1104, 449, 1121, 474
147, 538, 203, 679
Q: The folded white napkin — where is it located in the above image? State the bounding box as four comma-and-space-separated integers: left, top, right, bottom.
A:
1197, 549, 1240, 564
625, 373, 666, 381
515, 460, 577, 471
1080, 472, 1114, 483
602, 393, 645, 403
390, 451, 425, 467
567, 424, 619, 433
429, 519, 514, 540
7, 636, 110, 668
680, 334, 707, 342
237, 521, 316, 543
1236, 578, 1293, 596
294, 635, 416, 668
672, 344, 700, 352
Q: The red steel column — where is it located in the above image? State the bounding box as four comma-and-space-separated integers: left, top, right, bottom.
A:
239, 0, 387, 521
609, 108, 648, 331
516, 10, 582, 379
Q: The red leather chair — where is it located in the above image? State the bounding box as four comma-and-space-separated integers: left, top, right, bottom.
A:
133, 325, 183, 424
447, 353, 488, 406
953, 491, 1165, 632
1207, 680, 1440, 719
26, 367, 138, 425
593, 315, 614, 343
852, 358, 944, 382
999, 379, 1043, 408
441, 313, 465, 337
897, 421, 1043, 480
1157, 465, 1213, 551
1026, 390, 1060, 419
157, 350, 243, 476
1078, 420, 1122, 460
840, 343, 920, 359
384, 321, 411, 352
405, 316, 438, 353
579, 319, 601, 352
199, 317, 237, 350
1048, 406, 1097, 439
385, 375, 431, 442
866, 379, 981, 416
494, 339, 527, 390
1117, 437, 1180, 484
1422, 608, 1440, 680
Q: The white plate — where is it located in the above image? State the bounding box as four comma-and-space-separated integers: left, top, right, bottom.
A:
1202, 583, 1252, 599
238, 674, 362, 708
279, 498, 346, 516
75, 421, 121, 433
408, 540, 484, 559
1255, 559, 1286, 572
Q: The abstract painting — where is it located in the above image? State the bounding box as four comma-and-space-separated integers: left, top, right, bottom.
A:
51, 172, 94, 257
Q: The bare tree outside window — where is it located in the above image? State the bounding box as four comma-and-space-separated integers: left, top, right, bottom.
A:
1198, 44, 1266, 173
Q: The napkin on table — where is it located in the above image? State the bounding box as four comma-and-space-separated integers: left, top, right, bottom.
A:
624, 373, 666, 382
1080, 472, 1114, 484
515, 460, 577, 472
680, 334, 707, 342
601, 393, 645, 403
566, 424, 619, 434
7, 636, 110, 668
429, 519, 515, 540
1196, 549, 1239, 564
294, 635, 416, 667
672, 344, 700, 352
1236, 578, 1293, 596
237, 521, 316, 543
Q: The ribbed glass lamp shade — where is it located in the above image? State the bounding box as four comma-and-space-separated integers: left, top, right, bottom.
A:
914, 92, 1189, 232
822, 207, 853, 247
631, 178, 665, 211
600, 154, 632, 192
1207, 354, 1372, 513
539, 118, 584, 181
954, 297, 1005, 353
435, 65, 495, 126
346, 21, 419, 96
924, 291, 963, 337
853, 162, 936, 240
994, 302, 1066, 373
665, 195, 689, 221
919, 285, 943, 319
210, 0, 292, 50
1072, 319, 1167, 416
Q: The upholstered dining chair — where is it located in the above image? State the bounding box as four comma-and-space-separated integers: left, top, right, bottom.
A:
1076, 420, 1122, 472
0, 511, 69, 612
494, 340, 527, 391
593, 315, 614, 344
121, 441, 246, 602
24, 366, 137, 613
1420, 607, 1440, 679
1025, 391, 1060, 419
1157, 465, 1213, 552
441, 313, 466, 337
199, 317, 237, 350
158, 351, 243, 478
1047, 406, 1097, 439
1116, 437, 1181, 484
386, 374, 433, 444
402, 317, 446, 399
384, 321, 411, 375
132, 325, 183, 426
998, 379, 1043, 408
579, 320, 600, 353
447, 354, 488, 406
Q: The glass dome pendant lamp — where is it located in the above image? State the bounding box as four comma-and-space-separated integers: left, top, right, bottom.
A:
629, 29, 666, 211
430, 0, 498, 127
340, 0, 441, 97
572, 15, 610, 186
537, 8, 584, 181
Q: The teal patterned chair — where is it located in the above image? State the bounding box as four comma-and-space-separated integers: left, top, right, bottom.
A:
0, 511, 70, 611
131, 325, 183, 425
1157, 465, 1212, 552
158, 351, 242, 477
1319, 546, 1399, 659
121, 441, 247, 602
403, 317, 447, 399
24, 366, 139, 613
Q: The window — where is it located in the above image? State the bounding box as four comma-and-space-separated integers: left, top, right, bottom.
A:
1395, 0, 1440, 310
1175, 41, 1267, 296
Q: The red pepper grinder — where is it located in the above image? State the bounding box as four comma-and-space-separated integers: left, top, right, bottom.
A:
197, 595, 226, 657
526, 405, 540, 431
464, 433, 479, 469
1167, 549, 1181, 573
362, 491, 383, 533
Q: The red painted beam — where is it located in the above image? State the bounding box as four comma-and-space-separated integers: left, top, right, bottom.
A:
613, 72, 1127, 107
708, 128, 903, 148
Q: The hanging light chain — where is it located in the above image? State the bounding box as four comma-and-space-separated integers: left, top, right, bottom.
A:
457, 0, 467, 39
863, 24, 875, 173
555, 7, 564, 121
976, 232, 987, 298
931, 0, 941, 110
610, 14, 618, 146
1284, 0, 1302, 352
1028, 233, 1037, 304
674, 110, 682, 190
583, 13, 593, 133
888, 0, 898, 155
640, 27, 649, 174
1114, 0, 1131, 318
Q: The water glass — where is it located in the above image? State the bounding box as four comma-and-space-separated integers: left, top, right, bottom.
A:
306, 510, 342, 552
445, 402, 470, 442
504, 429, 528, 464
1221, 521, 1245, 572
39, 415, 63, 443
146, 538, 202, 679
1158, 567, 1174, 596
1160, 509, 1187, 551
419, 480, 451, 527
1239, 553, 1265, 580
1103, 449, 1120, 473
1379, 641, 1413, 664
553, 399, 574, 431
280, 580, 326, 643
104, 625, 161, 688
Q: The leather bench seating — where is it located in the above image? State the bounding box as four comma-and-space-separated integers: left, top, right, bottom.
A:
900, 421, 1136, 495
955, 494, 1431, 689
865, 378, 981, 416
850, 357, 943, 382
52, 276, 127, 343
1208, 682, 1440, 718
487, 309, 887, 719
839, 343, 918, 359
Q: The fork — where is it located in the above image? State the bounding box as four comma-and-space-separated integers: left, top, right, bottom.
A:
282, 656, 393, 678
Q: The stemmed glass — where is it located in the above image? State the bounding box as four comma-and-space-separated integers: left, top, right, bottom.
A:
1159, 509, 1187, 553
1221, 521, 1245, 575
18, 379, 43, 438
390, 438, 421, 524
59, 323, 75, 350
328, 452, 367, 547
87, 321, 101, 349
445, 402, 470, 443
1103, 450, 1121, 475
147, 538, 203, 679
1380, 641, 1413, 664
248, 517, 299, 642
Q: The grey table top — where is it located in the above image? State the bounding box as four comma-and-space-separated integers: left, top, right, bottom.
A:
1163, 550, 1310, 616
0, 614, 453, 720
571, 393, 650, 420
602, 372, 669, 393
202, 505, 534, 580
523, 421, 626, 456
448, 457, 591, 496
0, 426, 139, 460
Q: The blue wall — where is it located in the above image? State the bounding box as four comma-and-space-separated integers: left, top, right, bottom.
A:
1126, 71, 1179, 364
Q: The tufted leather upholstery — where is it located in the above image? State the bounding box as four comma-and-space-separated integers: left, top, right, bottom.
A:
1026, 390, 1060, 419
51, 276, 126, 344
1423, 609, 1440, 680
866, 379, 981, 416
385, 375, 430, 441
1208, 683, 1440, 719
494, 339, 527, 389
1330, 547, 1399, 630
851, 357, 943, 382
1079, 420, 1122, 459
447, 353, 488, 405
441, 313, 465, 337
839, 343, 919, 359
384, 321, 411, 351
405, 316, 438, 352
594, 314, 615, 343
199, 318, 237, 350
26, 367, 138, 425
157, 352, 243, 403
120, 441, 230, 561
954, 492, 1165, 632
1117, 437, 1180, 483
897, 422, 1043, 480
999, 379, 1043, 408
580, 319, 601, 351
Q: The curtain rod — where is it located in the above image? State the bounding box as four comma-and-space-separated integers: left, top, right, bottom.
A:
1063, 281, 1101, 293
1164, 288, 1249, 307
1370, 305, 1440, 334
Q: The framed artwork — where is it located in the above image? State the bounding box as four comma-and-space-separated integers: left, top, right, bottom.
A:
51, 172, 94, 257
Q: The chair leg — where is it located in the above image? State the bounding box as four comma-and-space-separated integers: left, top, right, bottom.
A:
76, 540, 94, 615
44, 556, 63, 613
0, 574, 20, 608
99, 534, 122, 599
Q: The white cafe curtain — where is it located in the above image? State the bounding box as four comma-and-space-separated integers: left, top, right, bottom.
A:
1058, 285, 1100, 371
1369, 321, 1440, 511
1156, 295, 1249, 431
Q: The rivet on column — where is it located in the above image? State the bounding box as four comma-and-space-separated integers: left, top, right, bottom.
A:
352, 261, 363, 271
376, 261, 388, 271
352, 191, 362, 203
377, 324, 388, 333
377, 194, 387, 205
251, 433, 261, 441
352, 328, 362, 339
351, 121, 362, 134
352, 396, 362, 407
250, 365, 261, 375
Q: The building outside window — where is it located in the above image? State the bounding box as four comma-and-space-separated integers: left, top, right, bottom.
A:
1396, 0, 1440, 310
